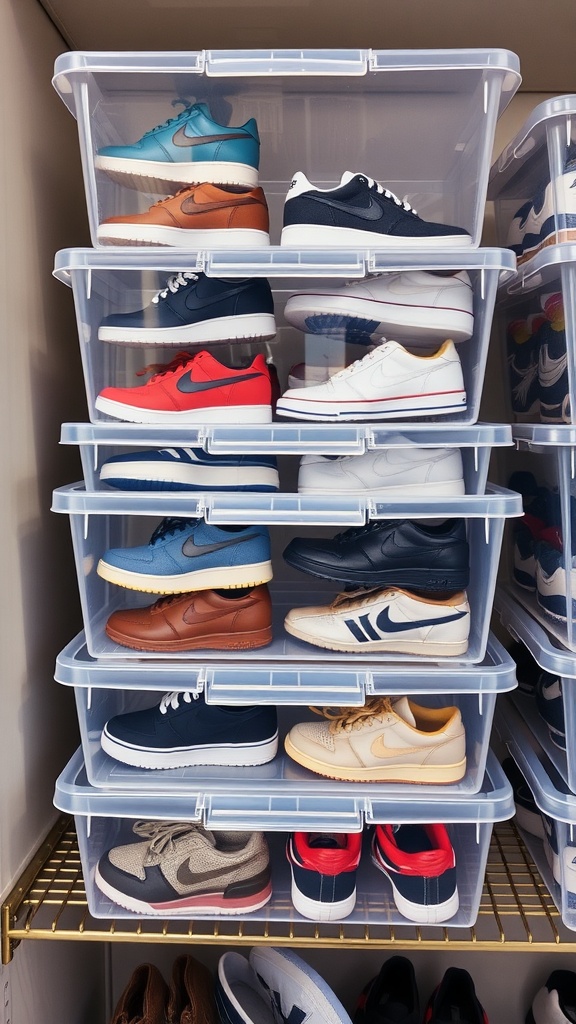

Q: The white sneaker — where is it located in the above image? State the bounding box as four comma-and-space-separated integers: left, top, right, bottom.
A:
513, 169, 576, 264
284, 695, 466, 783
298, 447, 465, 497
284, 271, 474, 346
284, 586, 470, 657
276, 339, 466, 421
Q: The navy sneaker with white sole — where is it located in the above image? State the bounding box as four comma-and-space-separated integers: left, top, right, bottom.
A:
100, 447, 280, 492
371, 823, 459, 924
286, 831, 362, 922
536, 671, 566, 749
98, 271, 276, 346
101, 690, 279, 769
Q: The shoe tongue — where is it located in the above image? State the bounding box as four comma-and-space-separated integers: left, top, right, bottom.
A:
340, 170, 364, 185
391, 696, 416, 727
307, 833, 345, 849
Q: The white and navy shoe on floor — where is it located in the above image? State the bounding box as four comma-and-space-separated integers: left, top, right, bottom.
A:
276, 339, 466, 421
100, 447, 280, 492
526, 969, 576, 1023
371, 823, 459, 924
216, 948, 353, 1024
286, 831, 362, 922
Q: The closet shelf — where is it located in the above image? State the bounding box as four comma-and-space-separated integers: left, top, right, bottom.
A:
2, 816, 574, 963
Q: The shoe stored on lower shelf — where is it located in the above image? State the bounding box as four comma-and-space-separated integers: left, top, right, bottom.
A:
423, 968, 487, 1023
354, 955, 420, 1024
286, 831, 362, 922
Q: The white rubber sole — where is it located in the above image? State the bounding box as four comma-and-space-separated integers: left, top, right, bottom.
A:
371, 852, 460, 923
276, 390, 467, 421
100, 462, 280, 490
298, 479, 466, 497
98, 313, 277, 346
101, 730, 279, 769
94, 865, 273, 916
94, 155, 259, 193
284, 734, 467, 783
284, 617, 469, 657
280, 224, 473, 248
97, 558, 274, 594
96, 224, 271, 248
94, 397, 273, 424
290, 873, 356, 922
284, 293, 474, 344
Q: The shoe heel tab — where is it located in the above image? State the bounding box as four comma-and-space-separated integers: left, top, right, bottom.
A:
243, 117, 260, 142
286, 171, 314, 199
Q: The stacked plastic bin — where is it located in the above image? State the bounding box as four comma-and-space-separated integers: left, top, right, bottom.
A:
490, 96, 576, 930
50, 48, 521, 929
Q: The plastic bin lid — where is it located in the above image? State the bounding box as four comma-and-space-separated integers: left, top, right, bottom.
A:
495, 588, 576, 679
512, 423, 576, 448
504, 243, 576, 295
489, 95, 576, 197
496, 697, 576, 822
53, 745, 514, 824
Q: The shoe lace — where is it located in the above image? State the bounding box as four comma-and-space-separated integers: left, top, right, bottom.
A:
328, 343, 386, 382
148, 517, 197, 546
135, 350, 195, 382
362, 174, 417, 215
132, 820, 200, 857
159, 690, 200, 714
333, 520, 390, 545
151, 272, 199, 304
143, 99, 194, 137
311, 697, 395, 734
150, 183, 198, 208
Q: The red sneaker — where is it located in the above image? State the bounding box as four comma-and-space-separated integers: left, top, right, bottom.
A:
95, 350, 273, 423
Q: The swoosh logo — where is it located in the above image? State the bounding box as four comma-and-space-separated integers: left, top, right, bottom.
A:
306, 193, 384, 221
369, 734, 432, 760
374, 606, 467, 633
539, 348, 567, 387
181, 533, 259, 558
180, 195, 258, 215
172, 128, 249, 148
176, 859, 246, 886
185, 284, 249, 310
176, 371, 262, 394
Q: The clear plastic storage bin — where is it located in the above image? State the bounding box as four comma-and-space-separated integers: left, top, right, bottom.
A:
51, 482, 522, 664
496, 587, 576, 793
53, 50, 520, 249
503, 424, 576, 651
61, 421, 512, 494
54, 248, 516, 427
496, 697, 576, 932
54, 630, 516, 794
489, 96, 576, 265
53, 746, 513, 924
494, 245, 576, 424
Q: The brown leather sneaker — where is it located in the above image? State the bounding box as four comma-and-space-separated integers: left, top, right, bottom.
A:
110, 963, 169, 1024
97, 182, 270, 247
167, 955, 217, 1024
105, 584, 273, 651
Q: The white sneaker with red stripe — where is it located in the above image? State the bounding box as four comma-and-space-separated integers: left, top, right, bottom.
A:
371, 822, 459, 924
276, 339, 466, 421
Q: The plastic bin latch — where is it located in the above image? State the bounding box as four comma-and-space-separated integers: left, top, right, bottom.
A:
205, 50, 369, 77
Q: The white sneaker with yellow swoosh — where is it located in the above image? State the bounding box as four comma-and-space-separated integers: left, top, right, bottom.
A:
284, 696, 466, 784
95, 821, 272, 915
284, 586, 470, 657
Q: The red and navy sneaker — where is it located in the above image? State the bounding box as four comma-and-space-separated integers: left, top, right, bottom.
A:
95, 350, 273, 424
287, 831, 362, 921
423, 968, 488, 1024
371, 823, 458, 924
354, 955, 420, 1024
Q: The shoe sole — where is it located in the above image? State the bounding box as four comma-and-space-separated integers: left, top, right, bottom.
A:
283, 549, 469, 591
95, 866, 273, 915
517, 226, 576, 265
97, 558, 274, 594
284, 734, 467, 784
249, 947, 353, 1024
100, 729, 279, 769
284, 617, 469, 657
276, 391, 467, 421
298, 480, 466, 497
280, 224, 473, 248
94, 155, 259, 193
100, 463, 280, 492
98, 313, 277, 346
370, 849, 460, 923
105, 623, 273, 651
96, 225, 271, 247
94, 397, 273, 424
289, 871, 356, 922
284, 294, 474, 345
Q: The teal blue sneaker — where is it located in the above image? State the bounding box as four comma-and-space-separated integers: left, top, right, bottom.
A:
95, 101, 260, 194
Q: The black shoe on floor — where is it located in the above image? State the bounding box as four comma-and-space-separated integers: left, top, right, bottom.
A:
354, 955, 419, 1024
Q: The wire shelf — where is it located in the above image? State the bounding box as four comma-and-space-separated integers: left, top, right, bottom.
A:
2, 815, 574, 963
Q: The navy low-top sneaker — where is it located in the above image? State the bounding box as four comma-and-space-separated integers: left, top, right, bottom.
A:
100, 447, 280, 492
371, 823, 458, 924
527, 970, 576, 1024
538, 293, 570, 423
97, 516, 273, 594
286, 832, 362, 922
98, 271, 276, 346
354, 956, 420, 1024
423, 968, 488, 1024
283, 518, 469, 592
281, 171, 472, 248
536, 541, 576, 621
536, 671, 566, 749
506, 314, 542, 420
101, 690, 278, 769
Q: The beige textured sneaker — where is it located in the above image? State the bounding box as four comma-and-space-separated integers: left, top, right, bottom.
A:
284, 696, 466, 783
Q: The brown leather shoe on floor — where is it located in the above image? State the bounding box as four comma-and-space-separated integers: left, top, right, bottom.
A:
167, 955, 217, 1024
110, 963, 169, 1024
105, 584, 273, 651
97, 182, 270, 247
